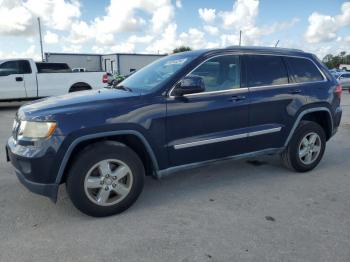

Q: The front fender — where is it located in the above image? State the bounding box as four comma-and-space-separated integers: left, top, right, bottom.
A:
54, 129, 160, 185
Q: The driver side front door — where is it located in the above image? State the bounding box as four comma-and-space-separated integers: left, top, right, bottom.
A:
165, 54, 251, 167
0, 60, 26, 99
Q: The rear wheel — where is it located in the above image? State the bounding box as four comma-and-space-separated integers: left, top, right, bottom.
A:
66, 141, 144, 217
282, 121, 326, 172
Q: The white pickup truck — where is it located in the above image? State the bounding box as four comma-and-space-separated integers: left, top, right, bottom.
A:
0, 59, 106, 101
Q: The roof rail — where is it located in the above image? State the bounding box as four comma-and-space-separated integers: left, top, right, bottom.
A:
225, 46, 304, 52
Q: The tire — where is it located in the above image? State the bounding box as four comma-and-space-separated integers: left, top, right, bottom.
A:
66, 141, 145, 217
282, 121, 326, 172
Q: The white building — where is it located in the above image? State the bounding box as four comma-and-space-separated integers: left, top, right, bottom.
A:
45, 52, 166, 75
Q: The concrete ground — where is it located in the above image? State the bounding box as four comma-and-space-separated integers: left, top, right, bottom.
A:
0, 94, 349, 262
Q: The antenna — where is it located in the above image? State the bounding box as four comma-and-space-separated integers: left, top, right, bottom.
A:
275, 40, 280, 47
239, 30, 242, 46
38, 17, 44, 62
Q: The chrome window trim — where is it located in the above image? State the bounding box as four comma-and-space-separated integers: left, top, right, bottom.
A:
168, 52, 328, 98
174, 127, 281, 150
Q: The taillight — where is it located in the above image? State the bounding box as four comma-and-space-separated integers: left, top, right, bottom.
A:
335, 84, 342, 99
102, 74, 108, 83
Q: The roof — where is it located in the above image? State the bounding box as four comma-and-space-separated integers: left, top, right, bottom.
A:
177, 46, 308, 58
45, 52, 167, 57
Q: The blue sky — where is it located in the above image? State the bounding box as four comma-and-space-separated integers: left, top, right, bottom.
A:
0, 0, 349, 60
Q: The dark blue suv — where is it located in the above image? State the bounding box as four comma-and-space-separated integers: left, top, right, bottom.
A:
6, 47, 342, 217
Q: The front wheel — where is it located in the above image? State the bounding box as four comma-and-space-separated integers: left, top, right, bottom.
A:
66, 141, 144, 217
282, 121, 326, 172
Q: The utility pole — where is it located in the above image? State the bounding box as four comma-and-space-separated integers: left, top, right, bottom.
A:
38, 17, 44, 62
239, 30, 242, 46
275, 40, 280, 47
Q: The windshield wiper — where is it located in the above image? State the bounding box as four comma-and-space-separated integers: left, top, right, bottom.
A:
113, 85, 133, 92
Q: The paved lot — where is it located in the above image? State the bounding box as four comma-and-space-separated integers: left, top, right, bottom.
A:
0, 95, 349, 262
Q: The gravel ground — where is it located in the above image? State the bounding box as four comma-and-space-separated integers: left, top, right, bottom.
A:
0, 94, 349, 262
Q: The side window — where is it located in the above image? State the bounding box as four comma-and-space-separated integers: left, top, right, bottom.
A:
189, 55, 240, 92
245, 55, 289, 87
286, 57, 324, 83
0, 61, 20, 75
18, 60, 32, 74
342, 74, 350, 78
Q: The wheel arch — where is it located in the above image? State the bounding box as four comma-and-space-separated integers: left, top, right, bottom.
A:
284, 107, 333, 146
69, 82, 92, 92
55, 130, 159, 185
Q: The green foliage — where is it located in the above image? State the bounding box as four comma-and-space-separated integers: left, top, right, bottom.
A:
173, 46, 192, 54
322, 51, 350, 69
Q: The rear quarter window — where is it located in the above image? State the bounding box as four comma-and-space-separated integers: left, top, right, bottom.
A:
286, 57, 324, 83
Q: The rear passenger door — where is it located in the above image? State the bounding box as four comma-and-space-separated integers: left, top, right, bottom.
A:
243, 54, 308, 150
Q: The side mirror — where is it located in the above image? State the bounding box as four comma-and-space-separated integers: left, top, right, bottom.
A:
173, 75, 205, 96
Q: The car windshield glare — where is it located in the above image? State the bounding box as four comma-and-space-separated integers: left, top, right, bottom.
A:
118, 53, 195, 91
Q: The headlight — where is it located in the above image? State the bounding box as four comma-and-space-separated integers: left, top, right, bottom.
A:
18, 121, 57, 139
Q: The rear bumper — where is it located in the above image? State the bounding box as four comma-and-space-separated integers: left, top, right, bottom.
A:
333, 106, 342, 135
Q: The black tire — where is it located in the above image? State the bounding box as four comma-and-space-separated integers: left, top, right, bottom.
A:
282, 121, 326, 172
66, 141, 144, 217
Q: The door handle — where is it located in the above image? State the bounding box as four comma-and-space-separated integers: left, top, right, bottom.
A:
229, 95, 246, 102
289, 89, 301, 94
15, 77, 23, 82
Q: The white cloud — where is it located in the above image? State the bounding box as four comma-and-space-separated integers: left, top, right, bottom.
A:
0, 0, 34, 35
304, 13, 337, 43
0, 44, 41, 60
111, 42, 136, 53
203, 25, 219, 35
179, 28, 205, 49
128, 35, 153, 44
68, 21, 94, 44
66, 0, 175, 46
151, 3, 174, 32
92, 45, 106, 54
146, 23, 177, 53
24, 0, 81, 31
305, 2, 350, 43
63, 45, 82, 53
220, 0, 259, 30
44, 31, 59, 44
198, 8, 216, 23
175, 0, 182, 8
0, 0, 81, 36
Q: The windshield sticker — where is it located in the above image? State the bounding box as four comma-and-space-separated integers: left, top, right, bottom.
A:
165, 58, 188, 66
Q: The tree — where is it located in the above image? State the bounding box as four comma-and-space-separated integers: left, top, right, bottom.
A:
173, 46, 192, 53
322, 51, 349, 69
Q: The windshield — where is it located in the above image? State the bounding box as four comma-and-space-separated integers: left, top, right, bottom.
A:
118, 53, 196, 91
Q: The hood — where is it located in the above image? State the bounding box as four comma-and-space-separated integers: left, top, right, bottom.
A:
18, 88, 140, 121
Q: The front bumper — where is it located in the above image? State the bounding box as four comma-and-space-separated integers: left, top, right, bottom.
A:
6, 136, 62, 202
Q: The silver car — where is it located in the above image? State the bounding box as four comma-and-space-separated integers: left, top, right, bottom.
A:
334, 72, 350, 91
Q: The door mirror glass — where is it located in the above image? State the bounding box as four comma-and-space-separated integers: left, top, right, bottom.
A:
173, 76, 205, 96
